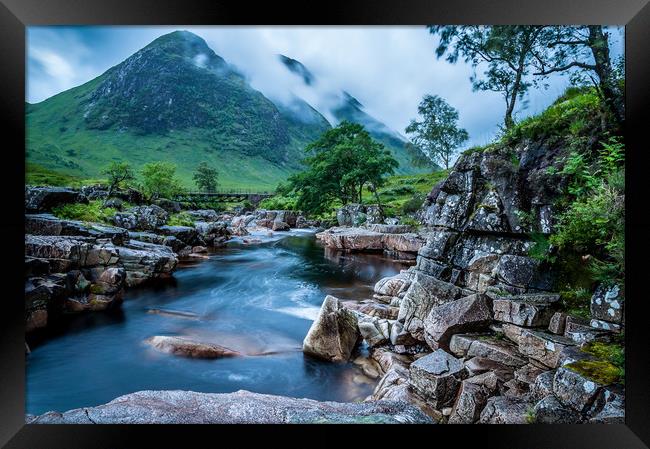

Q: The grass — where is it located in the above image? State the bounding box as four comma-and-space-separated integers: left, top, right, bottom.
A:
167, 212, 195, 227
360, 171, 449, 216
51, 200, 117, 224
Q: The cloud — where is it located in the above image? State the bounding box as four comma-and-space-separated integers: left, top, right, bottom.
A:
27, 25, 625, 157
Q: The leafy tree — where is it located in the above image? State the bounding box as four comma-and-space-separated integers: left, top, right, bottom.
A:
289, 121, 398, 215
405, 95, 469, 170
531, 26, 624, 126
429, 25, 547, 129
140, 161, 183, 200
193, 161, 219, 192
102, 161, 135, 199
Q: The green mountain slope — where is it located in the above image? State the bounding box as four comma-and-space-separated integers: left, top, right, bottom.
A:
27, 31, 330, 190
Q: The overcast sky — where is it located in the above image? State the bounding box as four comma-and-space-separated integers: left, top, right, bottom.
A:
27, 26, 624, 150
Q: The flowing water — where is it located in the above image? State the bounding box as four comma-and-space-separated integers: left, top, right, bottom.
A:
26, 229, 411, 415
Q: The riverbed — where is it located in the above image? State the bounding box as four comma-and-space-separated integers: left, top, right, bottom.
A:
26, 229, 410, 415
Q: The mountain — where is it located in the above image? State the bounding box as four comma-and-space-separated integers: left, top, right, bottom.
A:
26, 31, 331, 190
278, 56, 435, 174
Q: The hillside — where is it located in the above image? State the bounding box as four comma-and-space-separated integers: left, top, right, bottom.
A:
26, 31, 331, 190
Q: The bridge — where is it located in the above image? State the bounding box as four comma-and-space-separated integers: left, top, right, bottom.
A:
173, 190, 274, 205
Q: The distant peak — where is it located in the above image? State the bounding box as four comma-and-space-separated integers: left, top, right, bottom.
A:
278, 54, 315, 86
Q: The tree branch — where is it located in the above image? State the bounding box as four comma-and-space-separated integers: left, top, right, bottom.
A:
533, 60, 596, 75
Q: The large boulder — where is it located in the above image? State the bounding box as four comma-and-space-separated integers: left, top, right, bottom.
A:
145, 336, 240, 359
116, 240, 178, 287
552, 366, 604, 413
398, 272, 468, 340
113, 205, 168, 231
25, 186, 85, 213
533, 395, 582, 424
408, 349, 466, 409
30, 390, 434, 424
186, 209, 219, 222
423, 294, 493, 350
302, 295, 360, 362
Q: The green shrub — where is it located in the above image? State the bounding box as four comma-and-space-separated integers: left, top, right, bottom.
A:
401, 193, 426, 215
259, 195, 298, 210
400, 217, 420, 227
167, 212, 195, 227
52, 200, 117, 224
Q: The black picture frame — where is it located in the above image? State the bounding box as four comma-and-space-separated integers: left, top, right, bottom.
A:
1, 0, 649, 447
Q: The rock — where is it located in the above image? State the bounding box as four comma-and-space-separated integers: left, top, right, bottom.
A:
449, 333, 483, 357
463, 336, 527, 367
25, 186, 85, 213
185, 209, 219, 222
548, 312, 569, 334
356, 314, 393, 348
191, 246, 208, 254
315, 227, 425, 254
117, 240, 177, 287
145, 336, 240, 359
529, 370, 555, 402
590, 283, 624, 325
491, 294, 558, 327
448, 379, 492, 424
514, 363, 547, 385
230, 214, 256, 228
423, 294, 493, 350
518, 329, 575, 368
373, 270, 414, 303
364, 224, 412, 234
31, 390, 434, 424
157, 225, 203, 247
398, 272, 468, 340
478, 396, 532, 424
409, 349, 466, 408
128, 231, 165, 244
342, 300, 399, 320
25, 214, 129, 245
352, 356, 383, 379
370, 347, 413, 374
271, 221, 290, 231
272, 210, 299, 227
336, 204, 366, 226
464, 357, 514, 380
533, 395, 582, 423
302, 295, 360, 362
502, 378, 530, 398
25, 235, 117, 270
494, 255, 543, 289
588, 387, 625, 423
564, 319, 609, 345
25, 275, 69, 331
589, 319, 622, 333
501, 323, 526, 345
162, 236, 186, 253
113, 205, 168, 231
552, 366, 603, 413
153, 198, 181, 213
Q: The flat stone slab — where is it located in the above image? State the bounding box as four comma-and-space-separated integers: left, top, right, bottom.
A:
29, 390, 434, 424
409, 349, 465, 408
518, 329, 575, 368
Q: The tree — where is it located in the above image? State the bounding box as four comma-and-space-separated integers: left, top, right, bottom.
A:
289, 121, 398, 215
140, 161, 183, 200
102, 161, 135, 199
405, 95, 469, 170
193, 162, 219, 192
531, 26, 624, 126
429, 26, 546, 129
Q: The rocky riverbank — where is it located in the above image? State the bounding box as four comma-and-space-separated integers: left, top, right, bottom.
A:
301, 140, 625, 424
24, 185, 318, 335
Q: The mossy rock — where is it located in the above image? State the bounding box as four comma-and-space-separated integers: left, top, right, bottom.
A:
565, 360, 622, 385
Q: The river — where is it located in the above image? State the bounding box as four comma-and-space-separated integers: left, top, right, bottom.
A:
26, 229, 410, 415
